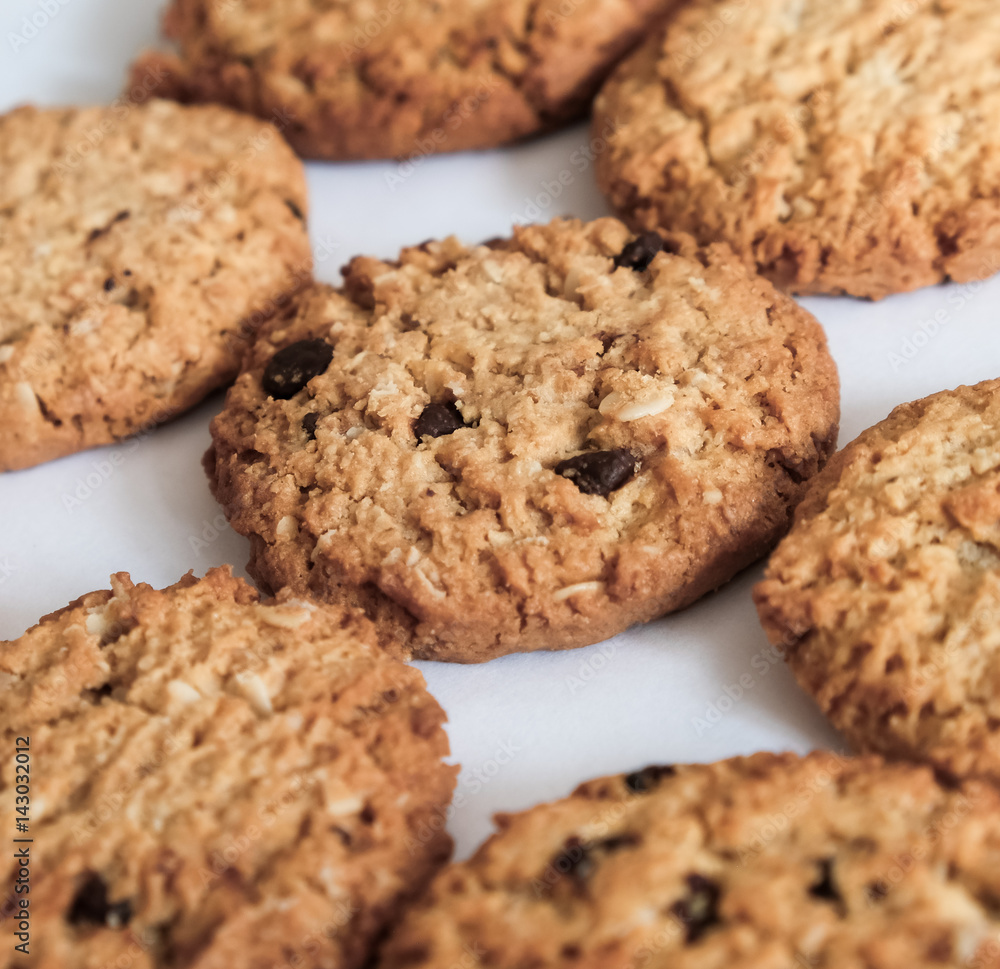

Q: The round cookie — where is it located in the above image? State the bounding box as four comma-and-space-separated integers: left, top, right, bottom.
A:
755, 379, 1000, 785
130, 0, 676, 161
593, 0, 1000, 299
206, 217, 839, 662
378, 751, 1000, 969
0, 99, 311, 472
0, 568, 456, 969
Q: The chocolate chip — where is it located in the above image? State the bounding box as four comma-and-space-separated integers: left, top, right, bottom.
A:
67, 873, 132, 927
86, 210, 131, 244
262, 339, 333, 399
285, 199, 305, 221
103, 277, 115, 292
613, 233, 666, 272
550, 834, 639, 885
414, 402, 464, 440
302, 412, 319, 440
624, 765, 676, 793
671, 873, 720, 943
809, 858, 842, 904
555, 450, 638, 497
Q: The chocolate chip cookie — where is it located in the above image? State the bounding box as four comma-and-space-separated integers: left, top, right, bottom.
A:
755, 379, 1000, 785
130, 0, 676, 160
0, 568, 456, 968
206, 217, 839, 662
594, 0, 1000, 299
378, 751, 1000, 969
0, 99, 311, 471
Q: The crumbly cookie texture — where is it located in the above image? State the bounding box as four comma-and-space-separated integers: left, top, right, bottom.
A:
378, 751, 1000, 969
0, 568, 456, 969
756, 379, 1000, 785
206, 217, 839, 663
594, 0, 1000, 299
129, 0, 676, 161
0, 99, 311, 472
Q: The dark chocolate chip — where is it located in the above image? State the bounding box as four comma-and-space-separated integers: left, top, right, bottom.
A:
670, 873, 721, 943
302, 412, 319, 440
103, 277, 115, 292
414, 402, 464, 440
613, 233, 666, 272
262, 339, 333, 399
809, 858, 842, 904
550, 834, 639, 886
555, 450, 638, 497
624, 765, 676, 793
67, 873, 132, 927
285, 199, 305, 221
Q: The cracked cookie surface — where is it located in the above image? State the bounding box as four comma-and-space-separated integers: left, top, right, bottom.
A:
0, 568, 455, 969
377, 751, 1000, 969
130, 0, 676, 160
0, 99, 310, 471
594, 0, 1000, 299
755, 379, 1000, 785
206, 217, 839, 663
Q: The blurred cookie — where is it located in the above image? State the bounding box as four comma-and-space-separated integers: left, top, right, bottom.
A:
0, 99, 310, 471
756, 379, 1000, 784
594, 0, 1000, 298
378, 751, 1000, 969
0, 568, 455, 968
207, 217, 839, 662
131, 0, 676, 160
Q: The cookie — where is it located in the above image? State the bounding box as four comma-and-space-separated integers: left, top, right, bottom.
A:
0, 568, 456, 969
206, 217, 839, 663
378, 751, 1000, 969
129, 0, 676, 161
0, 99, 311, 472
593, 0, 1000, 299
755, 379, 1000, 785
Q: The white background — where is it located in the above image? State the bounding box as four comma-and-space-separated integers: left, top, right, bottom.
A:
2, 0, 999, 860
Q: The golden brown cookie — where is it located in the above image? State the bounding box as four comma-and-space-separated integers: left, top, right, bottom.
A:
0, 568, 456, 969
756, 379, 1000, 784
0, 99, 311, 471
130, 0, 676, 160
206, 217, 839, 663
594, 0, 1000, 299
378, 751, 1000, 969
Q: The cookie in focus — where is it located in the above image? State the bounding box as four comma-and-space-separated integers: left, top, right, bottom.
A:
207, 217, 839, 662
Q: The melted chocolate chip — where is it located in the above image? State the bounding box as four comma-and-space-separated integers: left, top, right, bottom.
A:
262, 339, 333, 399
555, 450, 638, 497
302, 412, 319, 440
624, 765, 676, 794
671, 873, 721, 943
285, 199, 305, 221
67, 873, 132, 927
809, 858, 842, 904
613, 233, 666, 272
103, 277, 115, 292
414, 402, 464, 439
